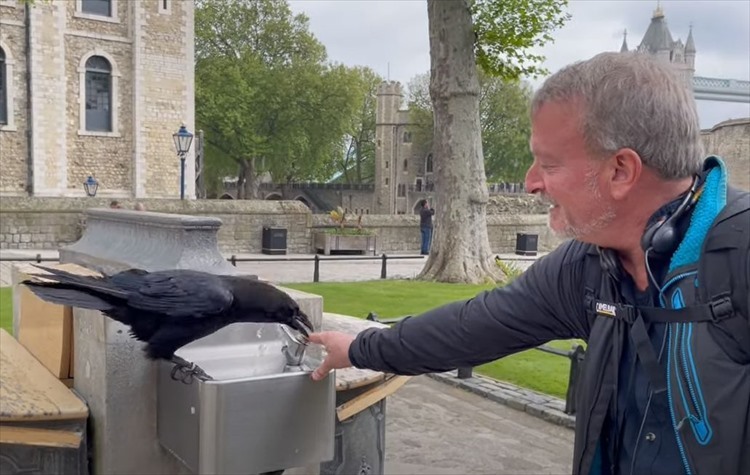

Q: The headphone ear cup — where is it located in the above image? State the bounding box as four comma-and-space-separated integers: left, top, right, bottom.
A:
641, 221, 660, 252
651, 223, 678, 255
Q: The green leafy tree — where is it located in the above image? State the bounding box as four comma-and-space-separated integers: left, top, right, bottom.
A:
408, 71, 534, 184
420, 0, 569, 283
195, 0, 360, 198
479, 74, 534, 183
338, 67, 384, 184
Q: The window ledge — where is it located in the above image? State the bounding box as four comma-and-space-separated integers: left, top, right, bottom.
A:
78, 130, 120, 138
0, 125, 17, 132
73, 12, 120, 24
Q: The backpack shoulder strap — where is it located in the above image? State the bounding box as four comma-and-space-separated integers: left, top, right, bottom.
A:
700, 188, 750, 347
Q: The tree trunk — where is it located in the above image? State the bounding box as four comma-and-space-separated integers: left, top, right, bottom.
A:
419, 0, 504, 284
236, 161, 246, 200
238, 157, 260, 199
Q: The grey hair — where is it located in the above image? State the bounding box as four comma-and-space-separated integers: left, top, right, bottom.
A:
531, 52, 703, 179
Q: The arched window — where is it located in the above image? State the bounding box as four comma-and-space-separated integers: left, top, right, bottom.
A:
403, 159, 408, 171
426, 153, 433, 173
403, 131, 412, 143
85, 56, 112, 132
0, 47, 6, 125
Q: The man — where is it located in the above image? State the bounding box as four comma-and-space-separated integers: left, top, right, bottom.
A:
419, 198, 435, 255
310, 52, 750, 475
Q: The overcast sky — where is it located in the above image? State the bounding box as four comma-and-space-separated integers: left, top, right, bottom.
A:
288, 0, 750, 129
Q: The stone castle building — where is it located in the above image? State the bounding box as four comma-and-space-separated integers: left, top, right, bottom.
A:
0, 0, 195, 198
373, 80, 433, 215
620, 5, 748, 191
620, 4, 696, 87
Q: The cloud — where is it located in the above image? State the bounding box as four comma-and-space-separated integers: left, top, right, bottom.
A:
289, 0, 750, 128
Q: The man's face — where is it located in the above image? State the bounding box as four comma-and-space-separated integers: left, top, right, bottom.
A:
526, 101, 616, 242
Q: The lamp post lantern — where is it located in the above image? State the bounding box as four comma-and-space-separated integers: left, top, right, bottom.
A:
172, 124, 194, 200
83, 176, 99, 197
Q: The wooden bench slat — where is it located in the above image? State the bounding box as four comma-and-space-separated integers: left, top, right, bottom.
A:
0, 330, 88, 422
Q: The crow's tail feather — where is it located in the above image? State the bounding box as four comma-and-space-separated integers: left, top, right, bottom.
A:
28, 265, 129, 300
23, 283, 115, 312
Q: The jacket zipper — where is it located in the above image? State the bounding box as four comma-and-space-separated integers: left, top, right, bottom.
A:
679, 323, 712, 444
661, 271, 700, 475
667, 323, 694, 475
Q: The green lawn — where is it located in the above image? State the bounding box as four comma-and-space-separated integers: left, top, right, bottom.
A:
285, 280, 581, 399
0, 288, 12, 335
0, 281, 581, 398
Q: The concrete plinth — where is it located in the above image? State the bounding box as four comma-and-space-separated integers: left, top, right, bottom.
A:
60, 208, 324, 474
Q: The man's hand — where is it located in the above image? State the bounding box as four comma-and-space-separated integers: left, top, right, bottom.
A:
308, 331, 356, 381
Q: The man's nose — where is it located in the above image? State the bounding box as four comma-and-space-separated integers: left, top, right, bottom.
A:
525, 161, 543, 195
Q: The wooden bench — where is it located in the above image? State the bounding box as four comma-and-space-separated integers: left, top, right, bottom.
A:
0, 329, 88, 475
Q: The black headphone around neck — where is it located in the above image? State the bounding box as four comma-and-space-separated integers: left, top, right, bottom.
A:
640, 175, 701, 256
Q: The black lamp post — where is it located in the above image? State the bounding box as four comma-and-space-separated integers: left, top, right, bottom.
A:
83, 176, 99, 197
172, 124, 194, 200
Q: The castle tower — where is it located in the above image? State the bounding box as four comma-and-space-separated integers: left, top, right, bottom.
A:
635, 4, 695, 88
373, 81, 403, 214
685, 25, 696, 72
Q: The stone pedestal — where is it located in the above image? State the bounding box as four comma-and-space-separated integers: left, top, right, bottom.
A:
59, 208, 324, 474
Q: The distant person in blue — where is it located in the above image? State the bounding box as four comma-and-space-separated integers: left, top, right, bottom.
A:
418, 199, 435, 255
310, 52, 750, 475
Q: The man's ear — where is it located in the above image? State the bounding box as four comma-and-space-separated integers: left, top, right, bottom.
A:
608, 148, 642, 200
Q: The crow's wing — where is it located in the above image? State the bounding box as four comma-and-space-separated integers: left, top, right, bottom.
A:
120, 270, 234, 318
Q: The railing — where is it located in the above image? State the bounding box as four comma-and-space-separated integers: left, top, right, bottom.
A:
366, 312, 585, 415
0, 254, 60, 264
0, 253, 426, 284
256, 182, 376, 191
227, 253, 425, 282
487, 182, 526, 194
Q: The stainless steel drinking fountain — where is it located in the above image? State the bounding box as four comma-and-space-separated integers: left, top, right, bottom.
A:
157, 322, 335, 475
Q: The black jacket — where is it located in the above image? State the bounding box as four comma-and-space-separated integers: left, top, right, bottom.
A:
349, 190, 750, 475
420, 207, 435, 228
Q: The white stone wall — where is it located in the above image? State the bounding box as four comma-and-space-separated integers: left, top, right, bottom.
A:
137, 0, 195, 198
0, 0, 194, 198
0, 0, 29, 195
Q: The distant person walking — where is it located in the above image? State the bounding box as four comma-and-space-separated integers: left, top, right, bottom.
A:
418, 199, 435, 255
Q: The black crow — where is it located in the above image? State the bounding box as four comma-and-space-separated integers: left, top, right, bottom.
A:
22, 266, 313, 376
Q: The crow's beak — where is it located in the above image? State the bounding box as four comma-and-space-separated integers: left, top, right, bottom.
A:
291, 309, 313, 338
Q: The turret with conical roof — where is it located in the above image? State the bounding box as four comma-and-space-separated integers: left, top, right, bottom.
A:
638, 4, 674, 61
620, 29, 628, 53
685, 24, 696, 70
626, 3, 695, 87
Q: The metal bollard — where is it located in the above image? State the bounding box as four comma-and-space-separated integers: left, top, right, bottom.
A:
380, 254, 387, 279
36, 253, 42, 263
457, 367, 473, 379
564, 344, 586, 415
313, 254, 320, 282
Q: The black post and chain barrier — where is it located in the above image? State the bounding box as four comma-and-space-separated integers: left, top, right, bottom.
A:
225, 253, 425, 282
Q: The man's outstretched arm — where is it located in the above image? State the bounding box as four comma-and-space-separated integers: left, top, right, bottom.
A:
310, 241, 593, 380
